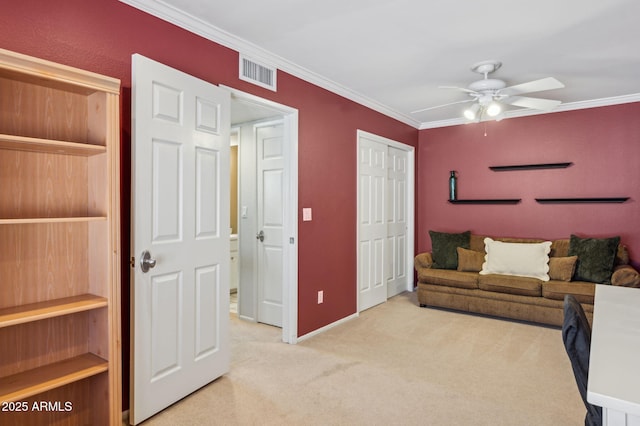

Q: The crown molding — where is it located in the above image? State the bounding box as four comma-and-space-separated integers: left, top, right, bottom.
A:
553, 93, 640, 112
119, 0, 421, 128
120, 1, 639, 132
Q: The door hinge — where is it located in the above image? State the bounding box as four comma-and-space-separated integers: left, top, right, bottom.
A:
130, 256, 135, 268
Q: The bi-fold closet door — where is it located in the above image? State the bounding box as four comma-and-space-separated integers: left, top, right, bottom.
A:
357, 131, 414, 312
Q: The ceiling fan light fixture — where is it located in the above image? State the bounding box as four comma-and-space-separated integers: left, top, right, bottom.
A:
412, 61, 564, 123
464, 103, 480, 120
486, 101, 502, 117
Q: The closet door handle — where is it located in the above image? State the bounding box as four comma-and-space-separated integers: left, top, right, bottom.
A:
256, 230, 264, 242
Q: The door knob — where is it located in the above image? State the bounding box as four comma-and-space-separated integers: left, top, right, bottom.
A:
256, 230, 264, 242
140, 250, 157, 273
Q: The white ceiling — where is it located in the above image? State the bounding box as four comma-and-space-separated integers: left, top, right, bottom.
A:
122, 0, 640, 129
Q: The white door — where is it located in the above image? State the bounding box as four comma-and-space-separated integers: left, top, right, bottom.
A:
358, 135, 387, 311
131, 54, 230, 424
386, 147, 409, 298
256, 121, 284, 327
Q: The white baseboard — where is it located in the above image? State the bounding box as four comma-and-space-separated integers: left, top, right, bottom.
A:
296, 312, 359, 343
238, 314, 256, 322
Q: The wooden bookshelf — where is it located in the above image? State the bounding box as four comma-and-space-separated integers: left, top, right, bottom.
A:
0, 217, 107, 225
0, 353, 108, 402
0, 134, 106, 156
0, 294, 108, 328
0, 47, 121, 425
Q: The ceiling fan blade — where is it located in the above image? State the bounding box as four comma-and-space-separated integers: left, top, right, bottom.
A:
439, 85, 478, 94
499, 77, 565, 96
411, 99, 473, 114
502, 96, 561, 110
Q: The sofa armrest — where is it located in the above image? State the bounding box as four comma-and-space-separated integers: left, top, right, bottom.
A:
414, 252, 433, 270
611, 264, 640, 288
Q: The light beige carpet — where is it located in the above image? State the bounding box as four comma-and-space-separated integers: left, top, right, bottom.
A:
136, 292, 584, 425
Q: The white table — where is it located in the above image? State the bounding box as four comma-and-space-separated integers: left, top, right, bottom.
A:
588, 285, 640, 426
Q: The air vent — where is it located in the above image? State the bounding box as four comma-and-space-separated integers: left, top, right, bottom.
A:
239, 55, 277, 91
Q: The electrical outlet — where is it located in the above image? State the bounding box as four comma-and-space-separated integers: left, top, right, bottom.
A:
318, 290, 323, 304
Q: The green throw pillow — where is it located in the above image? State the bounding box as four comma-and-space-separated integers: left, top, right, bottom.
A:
568, 234, 620, 284
429, 230, 471, 270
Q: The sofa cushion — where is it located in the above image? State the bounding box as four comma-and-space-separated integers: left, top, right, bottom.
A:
611, 265, 640, 288
542, 281, 595, 304
456, 247, 484, 272
414, 252, 433, 270
615, 244, 630, 265
480, 238, 552, 281
548, 256, 578, 282
478, 274, 542, 296
418, 269, 479, 289
553, 238, 629, 265
568, 234, 620, 284
470, 234, 546, 251
470, 234, 487, 252
495, 236, 546, 244
429, 230, 470, 270
551, 239, 570, 258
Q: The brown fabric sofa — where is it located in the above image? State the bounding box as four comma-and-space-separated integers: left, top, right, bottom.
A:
414, 234, 640, 326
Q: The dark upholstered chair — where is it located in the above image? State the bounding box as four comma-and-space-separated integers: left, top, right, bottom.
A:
562, 294, 602, 426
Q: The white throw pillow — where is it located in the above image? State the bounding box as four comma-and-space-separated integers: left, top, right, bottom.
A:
480, 237, 552, 281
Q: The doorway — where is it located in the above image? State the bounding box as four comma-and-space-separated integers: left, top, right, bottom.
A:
356, 130, 415, 312
226, 87, 299, 344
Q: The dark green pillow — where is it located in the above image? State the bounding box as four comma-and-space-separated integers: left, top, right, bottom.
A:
568, 234, 620, 284
429, 230, 471, 270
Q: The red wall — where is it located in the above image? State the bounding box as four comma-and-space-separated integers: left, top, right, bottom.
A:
418, 103, 640, 268
1, 0, 418, 408
6, 0, 639, 408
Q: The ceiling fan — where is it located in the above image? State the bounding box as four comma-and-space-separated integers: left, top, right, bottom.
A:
412, 60, 565, 120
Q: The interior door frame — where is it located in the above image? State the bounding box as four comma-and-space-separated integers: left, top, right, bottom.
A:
356, 130, 415, 312
222, 86, 299, 344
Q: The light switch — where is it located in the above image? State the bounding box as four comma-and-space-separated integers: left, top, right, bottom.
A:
241, 206, 248, 218
303, 207, 312, 221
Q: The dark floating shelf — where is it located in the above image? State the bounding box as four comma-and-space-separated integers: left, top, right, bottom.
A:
535, 197, 630, 204
449, 199, 521, 205
489, 162, 573, 171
